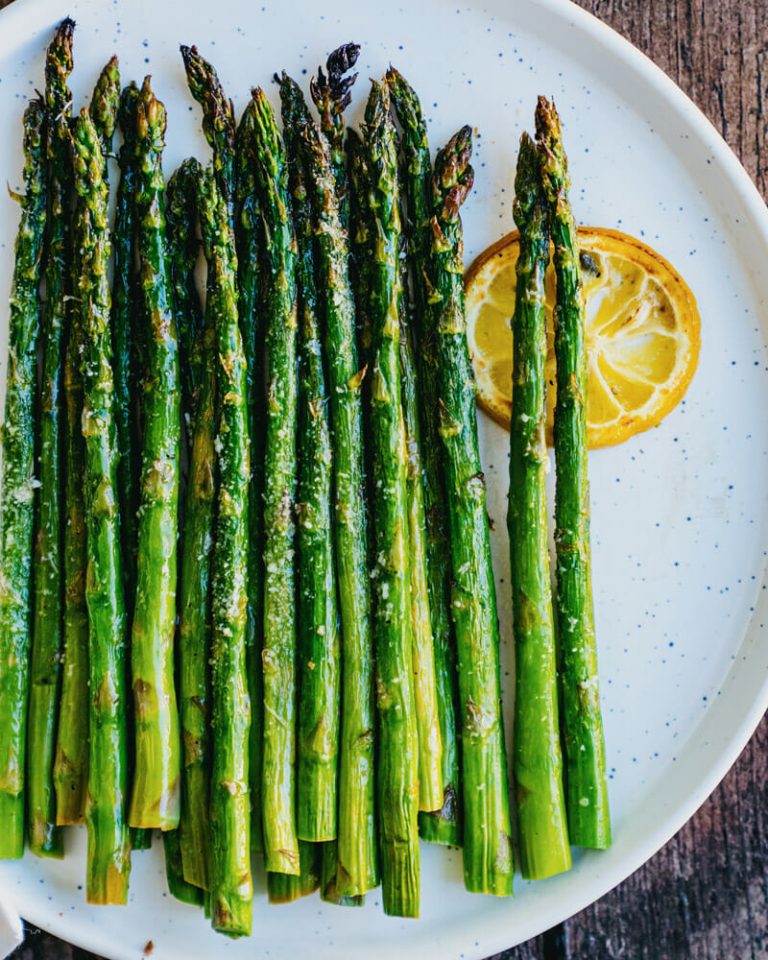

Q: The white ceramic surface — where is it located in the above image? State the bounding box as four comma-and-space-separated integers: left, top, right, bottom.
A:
1, 0, 767, 957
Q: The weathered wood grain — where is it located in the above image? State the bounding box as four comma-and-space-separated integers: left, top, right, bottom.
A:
2, 0, 766, 958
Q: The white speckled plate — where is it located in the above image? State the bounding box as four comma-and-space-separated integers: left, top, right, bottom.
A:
1, 0, 768, 957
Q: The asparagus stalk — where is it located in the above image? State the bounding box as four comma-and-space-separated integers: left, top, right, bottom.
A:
535, 97, 611, 851
346, 129, 374, 360
72, 108, 132, 904
364, 81, 420, 919
53, 300, 89, 826
279, 75, 341, 845
389, 67, 462, 845
53, 54, 121, 830
111, 82, 140, 610
181, 49, 259, 871
509, 131, 571, 880
26, 19, 75, 859
306, 122, 378, 895
267, 841, 321, 904
198, 166, 252, 936
90, 56, 120, 160
398, 250, 444, 813
309, 42, 360, 229
128, 77, 182, 832
163, 827, 204, 906
167, 159, 215, 891
112, 82, 154, 852
319, 843, 365, 907
176, 314, 216, 892
431, 127, 514, 894
234, 100, 265, 856
180, 45, 236, 228
248, 87, 300, 877
0, 98, 46, 859
166, 158, 205, 424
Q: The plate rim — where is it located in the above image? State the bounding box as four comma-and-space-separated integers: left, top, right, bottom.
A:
0, 0, 767, 956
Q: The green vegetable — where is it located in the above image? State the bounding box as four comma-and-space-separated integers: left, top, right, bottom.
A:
176, 315, 216, 892
53, 311, 89, 826
388, 67, 462, 845
319, 842, 365, 906
72, 108, 132, 904
234, 99, 265, 856
310, 122, 378, 896
166, 158, 205, 423
180, 44, 236, 227
128, 77, 182, 833
280, 75, 340, 844
26, 18, 76, 859
364, 81, 420, 919
398, 242, 444, 814
431, 127, 513, 894
89, 56, 120, 161
54, 54, 121, 831
509, 131, 571, 880
111, 83, 141, 606
309, 42, 360, 229
0, 97, 47, 860
163, 828, 204, 906
198, 166, 252, 936
112, 82, 154, 853
535, 97, 611, 851
248, 87, 300, 877
267, 841, 321, 904
167, 158, 214, 892
346, 128, 374, 359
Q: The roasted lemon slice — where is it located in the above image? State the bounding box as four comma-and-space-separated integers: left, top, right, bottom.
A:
465, 227, 701, 447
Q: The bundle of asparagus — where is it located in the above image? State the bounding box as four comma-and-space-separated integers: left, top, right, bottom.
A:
0, 18, 611, 933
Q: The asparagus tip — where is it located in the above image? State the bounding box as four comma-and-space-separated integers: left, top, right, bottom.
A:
434, 124, 474, 221
513, 131, 542, 227
310, 41, 361, 115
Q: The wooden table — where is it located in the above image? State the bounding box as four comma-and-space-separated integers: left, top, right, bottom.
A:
3, 0, 767, 957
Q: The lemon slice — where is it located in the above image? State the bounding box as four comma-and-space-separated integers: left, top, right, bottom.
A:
465, 227, 701, 448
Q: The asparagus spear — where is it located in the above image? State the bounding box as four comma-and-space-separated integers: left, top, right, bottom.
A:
306, 123, 378, 895
309, 42, 360, 229
180, 45, 236, 227
431, 127, 514, 894
0, 99, 46, 859
53, 303, 89, 826
198, 166, 252, 936
166, 158, 205, 424
398, 248, 444, 813
319, 843, 365, 907
111, 82, 155, 852
90, 56, 120, 160
267, 841, 321, 904
111, 82, 140, 604
163, 827, 205, 906
535, 97, 611, 851
279, 75, 341, 845
128, 77, 182, 832
248, 87, 300, 877
234, 100, 265, 856
364, 81, 420, 919
166, 159, 215, 891
509, 131, 571, 880
72, 108, 132, 904
346, 128, 374, 359
389, 67, 462, 845
25, 19, 75, 859
53, 54, 121, 830
176, 314, 216, 892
